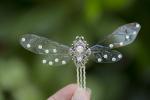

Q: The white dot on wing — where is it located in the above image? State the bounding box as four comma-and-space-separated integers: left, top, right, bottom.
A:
45, 49, 49, 53
42, 59, 47, 64
98, 58, 102, 62
55, 58, 59, 62
49, 61, 53, 65
112, 57, 116, 61
119, 42, 123, 46
62, 60, 66, 64
53, 49, 57, 53
103, 54, 108, 59
136, 24, 140, 28
133, 31, 137, 35
109, 44, 114, 48
38, 45, 42, 49
21, 38, 26, 42
118, 54, 122, 58
27, 44, 31, 48
126, 35, 130, 39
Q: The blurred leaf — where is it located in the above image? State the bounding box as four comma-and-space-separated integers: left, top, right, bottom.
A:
0, 91, 4, 100
88, 76, 104, 100
84, 0, 102, 23
13, 85, 44, 100
103, 0, 133, 10
0, 58, 29, 90
32, 58, 76, 96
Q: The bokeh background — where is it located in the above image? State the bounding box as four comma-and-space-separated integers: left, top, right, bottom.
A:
0, 0, 150, 100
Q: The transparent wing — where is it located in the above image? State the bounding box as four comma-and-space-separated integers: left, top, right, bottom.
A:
90, 45, 122, 63
19, 34, 71, 66
100, 22, 141, 48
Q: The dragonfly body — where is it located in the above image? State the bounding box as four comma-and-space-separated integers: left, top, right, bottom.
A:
69, 36, 91, 67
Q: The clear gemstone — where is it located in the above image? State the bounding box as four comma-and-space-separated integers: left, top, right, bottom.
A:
76, 46, 84, 53
77, 57, 82, 61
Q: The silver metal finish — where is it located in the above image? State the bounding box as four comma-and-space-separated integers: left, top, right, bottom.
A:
69, 36, 91, 67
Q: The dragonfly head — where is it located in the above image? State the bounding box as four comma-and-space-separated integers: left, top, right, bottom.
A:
69, 36, 91, 67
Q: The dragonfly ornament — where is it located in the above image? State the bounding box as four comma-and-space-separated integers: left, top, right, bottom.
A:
20, 22, 141, 89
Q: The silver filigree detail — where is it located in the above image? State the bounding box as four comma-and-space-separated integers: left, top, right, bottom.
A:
69, 36, 91, 67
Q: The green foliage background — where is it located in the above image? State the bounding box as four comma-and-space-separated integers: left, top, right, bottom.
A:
0, 0, 150, 100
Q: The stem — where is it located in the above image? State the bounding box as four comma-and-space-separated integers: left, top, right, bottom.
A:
76, 65, 86, 89
83, 66, 86, 89
77, 67, 79, 86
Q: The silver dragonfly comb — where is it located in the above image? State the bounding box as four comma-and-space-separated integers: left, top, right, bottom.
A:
20, 22, 141, 89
